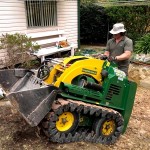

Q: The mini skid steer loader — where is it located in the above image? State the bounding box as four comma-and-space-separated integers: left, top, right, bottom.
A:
0, 56, 137, 145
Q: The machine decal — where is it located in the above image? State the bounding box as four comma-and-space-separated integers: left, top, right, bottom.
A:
82, 68, 97, 75
113, 68, 126, 80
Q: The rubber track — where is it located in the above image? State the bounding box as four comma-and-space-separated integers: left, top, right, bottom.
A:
41, 98, 124, 145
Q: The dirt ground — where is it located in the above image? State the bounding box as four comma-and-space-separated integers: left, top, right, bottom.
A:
0, 87, 149, 150
0, 63, 150, 150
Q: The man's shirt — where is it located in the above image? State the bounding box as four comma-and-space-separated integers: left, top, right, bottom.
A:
105, 36, 133, 75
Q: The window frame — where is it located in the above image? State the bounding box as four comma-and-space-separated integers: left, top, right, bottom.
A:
25, 0, 57, 28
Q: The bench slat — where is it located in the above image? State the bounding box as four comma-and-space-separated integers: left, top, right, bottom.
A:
35, 37, 67, 45
34, 46, 72, 57
27, 30, 64, 39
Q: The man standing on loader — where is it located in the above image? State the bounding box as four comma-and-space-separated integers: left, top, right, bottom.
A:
101, 23, 133, 75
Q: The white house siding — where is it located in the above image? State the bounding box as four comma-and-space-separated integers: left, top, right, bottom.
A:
0, 0, 78, 68
57, 1, 78, 48
0, 0, 26, 34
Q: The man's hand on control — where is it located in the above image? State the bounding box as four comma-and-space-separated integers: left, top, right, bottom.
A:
100, 54, 118, 62
100, 55, 108, 60
108, 56, 117, 62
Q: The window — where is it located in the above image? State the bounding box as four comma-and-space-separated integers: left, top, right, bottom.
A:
25, 1, 57, 28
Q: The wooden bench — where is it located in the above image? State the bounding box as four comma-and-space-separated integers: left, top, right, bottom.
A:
27, 30, 75, 62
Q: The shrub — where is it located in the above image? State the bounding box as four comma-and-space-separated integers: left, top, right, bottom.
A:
80, 3, 109, 44
80, 4, 150, 45
134, 33, 150, 54
105, 5, 150, 42
0, 33, 40, 68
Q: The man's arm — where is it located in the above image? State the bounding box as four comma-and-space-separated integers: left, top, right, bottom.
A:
115, 51, 132, 61
116, 38, 133, 61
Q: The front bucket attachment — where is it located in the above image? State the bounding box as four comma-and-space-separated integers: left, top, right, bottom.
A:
0, 69, 60, 126
0, 69, 30, 91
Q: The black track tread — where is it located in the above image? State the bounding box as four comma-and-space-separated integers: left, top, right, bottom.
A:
69, 103, 78, 112
91, 134, 97, 143
72, 132, 80, 142
40, 98, 124, 145
76, 104, 84, 113
89, 107, 97, 115
65, 133, 72, 143
54, 106, 63, 115
95, 109, 102, 117
49, 128, 57, 136
49, 132, 60, 142
63, 104, 70, 112
60, 133, 66, 143
50, 113, 58, 122
83, 106, 91, 114
85, 133, 92, 142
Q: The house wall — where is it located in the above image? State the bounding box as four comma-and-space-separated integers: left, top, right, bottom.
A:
0, 0, 78, 68
57, 1, 78, 47
0, 0, 27, 34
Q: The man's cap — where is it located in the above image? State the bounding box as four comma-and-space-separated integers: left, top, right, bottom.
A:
110, 23, 126, 34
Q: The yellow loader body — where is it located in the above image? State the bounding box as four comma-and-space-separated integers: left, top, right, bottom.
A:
44, 56, 105, 87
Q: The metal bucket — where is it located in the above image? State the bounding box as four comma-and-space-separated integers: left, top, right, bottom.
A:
0, 69, 60, 126
0, 69, 30, 91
